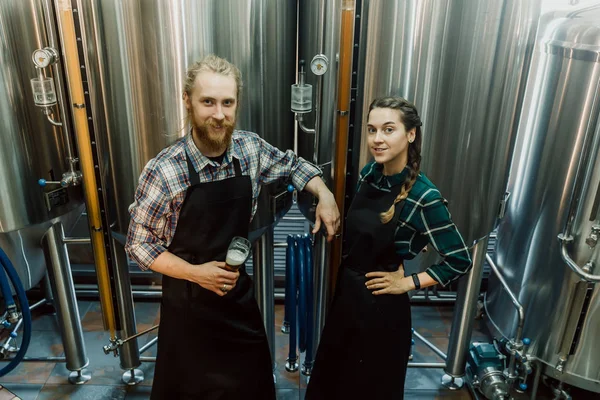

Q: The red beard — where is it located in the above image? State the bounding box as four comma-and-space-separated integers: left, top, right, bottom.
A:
194, 118, 235, 153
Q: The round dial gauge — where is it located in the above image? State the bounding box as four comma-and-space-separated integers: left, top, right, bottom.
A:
32, 48, 57, 68
310, 54, 329, 76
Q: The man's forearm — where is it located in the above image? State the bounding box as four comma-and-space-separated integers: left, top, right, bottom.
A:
148, 251, 195, 281
303, 176, 332, 200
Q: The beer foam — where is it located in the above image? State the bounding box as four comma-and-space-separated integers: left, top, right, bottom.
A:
226, 249, 246, 266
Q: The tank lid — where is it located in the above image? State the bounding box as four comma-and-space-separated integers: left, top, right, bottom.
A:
544, 6, 600, 62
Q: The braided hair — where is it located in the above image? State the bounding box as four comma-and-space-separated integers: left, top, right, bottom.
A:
367, 97, 423, 224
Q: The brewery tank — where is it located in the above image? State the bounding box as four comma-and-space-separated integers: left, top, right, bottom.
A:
0, 0, 83, 291
79, 0, 298, 238
353, 0, 542, 251
485, 5, 600, 392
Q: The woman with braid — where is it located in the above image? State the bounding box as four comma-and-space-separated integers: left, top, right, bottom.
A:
305, 97, 472, 399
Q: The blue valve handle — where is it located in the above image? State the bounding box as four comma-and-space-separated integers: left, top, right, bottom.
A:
523, 338, 531, 345
287, 184, 295, 193
519, 383, 528, 391
38, 179, 47, 187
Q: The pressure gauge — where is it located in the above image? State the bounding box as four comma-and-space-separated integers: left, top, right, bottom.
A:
32, 47, 59, 69
310, 54, 329, 76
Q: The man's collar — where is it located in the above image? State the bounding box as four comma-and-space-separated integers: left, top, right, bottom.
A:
185, 131, 241, 173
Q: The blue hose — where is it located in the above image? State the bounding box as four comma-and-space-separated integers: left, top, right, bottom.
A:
0, 247, 32, 377
286, 235, 298, 363
297, 235, 307, 353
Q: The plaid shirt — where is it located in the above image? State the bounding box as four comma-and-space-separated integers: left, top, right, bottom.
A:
358, 162, 472, 286
126, 131, 322, 270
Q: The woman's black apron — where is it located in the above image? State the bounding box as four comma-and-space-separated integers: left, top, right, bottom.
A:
150, 152, 275, 400
306, 179, 412, 400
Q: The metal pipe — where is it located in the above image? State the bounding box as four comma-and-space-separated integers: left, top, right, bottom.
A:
557, 77, 600, 282
443, 237, 489, 386
253, 226, 276, 368
298, 119, 316, 135
408, 362, 446, 368
41, 223, 90, 379
558, 240, 600, 282
139, 337, 158, 355
531, 360, 542, 400
53, 0, 117, 336
485, 254, 525, 344
63, 237, 91, 245
119, 325, 159, 346
110, 239, 142, 376
4, 357, 67, 362
41, 0, 76, 176
46, 113, 63, 126
413, 330, 447, 361
311, 233, 330, 358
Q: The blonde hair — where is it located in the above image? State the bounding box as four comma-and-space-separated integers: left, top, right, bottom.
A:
367, 97, 423, 224
183, 54, 243, 100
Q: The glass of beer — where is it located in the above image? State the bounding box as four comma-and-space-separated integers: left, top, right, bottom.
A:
225, 236, 251, 271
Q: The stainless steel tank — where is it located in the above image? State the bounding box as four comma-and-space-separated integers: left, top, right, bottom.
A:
0, 0, 83, 290
485, 5, 600, 392
354, 0, 541, 247
80, 0, 298, 236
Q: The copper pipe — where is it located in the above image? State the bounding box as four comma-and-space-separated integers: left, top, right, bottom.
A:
54, 1, 116, 337
330, 0, 355, 293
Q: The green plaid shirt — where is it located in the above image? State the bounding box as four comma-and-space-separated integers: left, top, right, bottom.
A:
358, 162, 472, 286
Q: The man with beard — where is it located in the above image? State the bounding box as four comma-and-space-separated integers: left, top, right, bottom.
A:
125, 54, 340, 399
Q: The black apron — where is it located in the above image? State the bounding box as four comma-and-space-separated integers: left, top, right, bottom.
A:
306, 179, 412, 400
150, 152, 275, 400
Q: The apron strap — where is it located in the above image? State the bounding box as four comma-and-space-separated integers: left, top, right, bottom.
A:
185, 150, 200, 186
233, 157, 242, 177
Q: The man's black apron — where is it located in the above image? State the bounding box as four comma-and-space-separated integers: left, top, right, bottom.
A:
306, 179, 412, 400
150, 152, 275, 400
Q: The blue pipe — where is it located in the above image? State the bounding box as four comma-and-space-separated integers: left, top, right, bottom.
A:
286, 235, 298, 363
283, 235, 293, 333
0, 247, 32, 377
303, 234, 314, 365
297, 235, 307, 353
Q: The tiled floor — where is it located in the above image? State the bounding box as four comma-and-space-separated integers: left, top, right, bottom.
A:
0, 300, 592, 399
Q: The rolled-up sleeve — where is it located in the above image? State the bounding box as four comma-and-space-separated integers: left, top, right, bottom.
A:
257, 137, 322, 190
125, 162, 171, 270
419, 199, 472, 286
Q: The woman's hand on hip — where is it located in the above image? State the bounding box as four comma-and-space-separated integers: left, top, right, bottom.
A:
188, 261, 240, 296
365, 264, 413, 295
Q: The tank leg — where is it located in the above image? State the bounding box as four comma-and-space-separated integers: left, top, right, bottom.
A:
42, 223, 91, 384
442, 237, 489, 389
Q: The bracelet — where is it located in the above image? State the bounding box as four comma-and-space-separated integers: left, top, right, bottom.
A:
411, 273, 421, 290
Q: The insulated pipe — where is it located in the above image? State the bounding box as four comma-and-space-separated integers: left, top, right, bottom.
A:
53, 0, 116, 336
286, 236, 299, 371
443, 237, 489, 388
302, 234, 315, 375
297, 235, 307, 353
41, 223, 90, 384
253, 227, 276, 368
